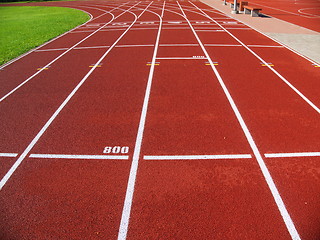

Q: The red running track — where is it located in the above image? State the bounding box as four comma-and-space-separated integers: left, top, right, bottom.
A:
242, 0, 320, 32
0, 1, 319, 240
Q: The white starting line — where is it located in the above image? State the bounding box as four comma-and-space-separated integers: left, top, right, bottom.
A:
265, 152, 320, 158
0, 153, 18, 158
29, 154, 129, 160
1, 152, 319, 160
143, 154, 252, 160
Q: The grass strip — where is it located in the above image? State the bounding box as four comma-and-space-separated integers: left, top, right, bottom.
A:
0, 6, 90, 65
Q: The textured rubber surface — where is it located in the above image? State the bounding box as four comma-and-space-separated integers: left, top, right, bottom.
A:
0, 1, 319, 239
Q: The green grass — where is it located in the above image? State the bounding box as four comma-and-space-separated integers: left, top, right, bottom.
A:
0, 6, 90, 65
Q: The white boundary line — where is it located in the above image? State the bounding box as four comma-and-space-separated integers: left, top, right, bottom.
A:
144, 154, 252, 160
265, 152, 320, 158
0, 153, 18, 158
0, 2, 143, 191
29, 154, 129, 160
156, 57, 206, 59
179, 2, 301, 239
117, 2, 165, 240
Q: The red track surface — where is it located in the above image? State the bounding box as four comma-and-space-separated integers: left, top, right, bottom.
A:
0, 1, 319, 239
244, 0, 320, 32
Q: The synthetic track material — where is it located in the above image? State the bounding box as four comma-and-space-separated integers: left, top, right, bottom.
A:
0, 1, 319, 240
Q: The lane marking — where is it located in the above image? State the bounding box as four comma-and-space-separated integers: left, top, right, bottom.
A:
159, 43, 198, 46
265, 152, 320, 158
35, 48, 69, 52
156, 57, 206, 60
115, 44, 155, 48
29, 154, 129, 160
0, 153, 18, 158
146, 61, 160, 66
144, 154, 252, 160
222, 21, 239, 24
140, 21, 155, 24
89, 64, 103, 68
261, 62, 274, 67
118, 2, 165, 240
313, 64, 320, 68
205, 61, 218, 66
184, 2, 301, 239
112, 22, 128, 26
167, 21, 182, 24
247, 45, 284, 48
0, 2, 143, 191
36, 67, 50, 70
205, 44, 242, 47
36, 44, 154, 52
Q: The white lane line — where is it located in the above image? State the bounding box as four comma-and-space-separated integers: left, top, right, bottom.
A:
205, 44, 242, 47
192, 2, 320, 115
0, 2, 132, 102
35, 48, 70, 52
117, 2, 165, 240
181, 2, 301, 240
115, 44, 155, 48
159, 43, 199, 46
29, 154, 129, 160
144, 154, 252, 160
156, 57, 206, 60
0, 2, 142, 191
35, 44, 154, 52
0, 153, 18, 158
247, 45, 284, 48
265, 152, 320, 158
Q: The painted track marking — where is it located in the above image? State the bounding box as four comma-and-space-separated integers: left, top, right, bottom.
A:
178, 2, 301, 239
29, 154, 129, 160
265, 152, 320, 158
144, 154, 252, 160
0, 153, 18, 158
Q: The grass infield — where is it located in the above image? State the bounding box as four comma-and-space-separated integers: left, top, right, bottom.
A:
0, 6, 90, 65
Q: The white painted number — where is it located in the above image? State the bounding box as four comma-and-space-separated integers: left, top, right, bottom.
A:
103, 146, 129, 154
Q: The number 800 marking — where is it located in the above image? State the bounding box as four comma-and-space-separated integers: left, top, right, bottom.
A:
103, 146, 129, 154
